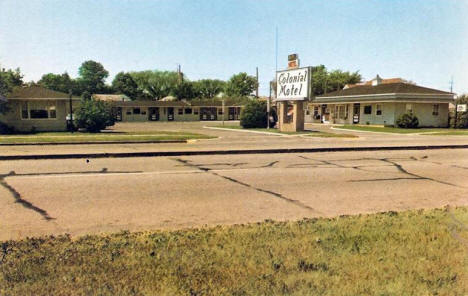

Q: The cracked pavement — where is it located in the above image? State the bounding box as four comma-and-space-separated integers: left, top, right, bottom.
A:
1, 149, 467, 241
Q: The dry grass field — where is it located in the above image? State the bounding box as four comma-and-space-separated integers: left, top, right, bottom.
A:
1, 207, 467, 295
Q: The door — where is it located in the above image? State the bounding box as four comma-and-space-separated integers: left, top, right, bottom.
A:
148, 107, 159, 121
353, 103, 360, 124
168, 107, 174, 121
115, 107, 122, 121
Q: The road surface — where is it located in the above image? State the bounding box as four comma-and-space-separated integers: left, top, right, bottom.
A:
1, 148, 467, 240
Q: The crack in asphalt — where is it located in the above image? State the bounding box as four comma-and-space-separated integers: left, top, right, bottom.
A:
1, 168, 144, 221
172, 158, 320, 213
0, 171, 54, 221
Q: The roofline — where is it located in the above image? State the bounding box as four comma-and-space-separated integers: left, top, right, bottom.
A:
6, 97, 81, 101
311, 99, 454, 104
316, 92, 454, 100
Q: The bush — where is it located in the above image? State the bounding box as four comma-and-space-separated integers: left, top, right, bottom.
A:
75, 99, 115, 132
0, 121, 14, 134
396, 112, 419, 128
240, 100, 277, 128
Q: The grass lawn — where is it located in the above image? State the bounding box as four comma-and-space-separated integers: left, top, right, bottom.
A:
215, 125, 357, 138
338, 125, 445, 134
425, 130, 468, 136
0, 131, 214, 144
1, 207, 466, 295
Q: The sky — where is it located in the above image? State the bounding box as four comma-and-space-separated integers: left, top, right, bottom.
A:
1, 0, 467, 96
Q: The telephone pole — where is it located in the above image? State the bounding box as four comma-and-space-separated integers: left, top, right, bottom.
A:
256, 67, 259, 97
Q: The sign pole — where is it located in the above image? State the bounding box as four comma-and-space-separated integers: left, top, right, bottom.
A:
267, 83, 271, 129
454, 104, 458, 128
222, 99, 225, 127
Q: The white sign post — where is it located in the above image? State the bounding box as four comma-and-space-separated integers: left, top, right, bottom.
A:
456, 104, 467, 112
275, 67, 311, 101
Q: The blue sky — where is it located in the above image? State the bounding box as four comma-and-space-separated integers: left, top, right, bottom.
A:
1, 0, 467, 95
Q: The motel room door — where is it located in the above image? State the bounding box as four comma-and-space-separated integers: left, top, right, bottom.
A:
353, 103, 360, 124
167, 107, 174, 121
148, 107, 159, 121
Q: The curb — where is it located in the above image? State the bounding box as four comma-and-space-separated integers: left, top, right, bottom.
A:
0, 140, 188, 146
1, 144, 468, 160
203, 126, 289, 136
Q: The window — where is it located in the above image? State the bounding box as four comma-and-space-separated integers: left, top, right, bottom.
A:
185, 108, 192, 114
23, 101, 57, 119
49, 106, 56, 118
432, 104, 439, 116
376, 104, 382, 116
133, 108, 140, 114
178, 108, 183, 115
364, 105, 372, 114
193, 108, 199, 115
126, 111, 131, 115
21, 102, 28, 119
218, 108, 223, 115
406, 104, 413, 113
338, 105, 345, 119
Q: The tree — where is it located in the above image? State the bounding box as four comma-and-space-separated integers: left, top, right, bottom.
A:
172, 80, 198, 100
0, 67, 23, 114
0, 67, 23, 96
112, 72, 141, 99
130, 70, 179, 100
225, 72, 258, 97
193, 79, 225, 99
38, 72, 74, 94
78, 60, 109, 94
75, 99, 115, 132
309, 65, 362, 96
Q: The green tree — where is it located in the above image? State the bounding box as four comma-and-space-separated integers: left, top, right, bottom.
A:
75, 99, 115, 132
172, 80, 198, 100
38, 72, 74, 94
130, 70, 179, 100
78, 60, 109, 94
193, 79, 225, 99
225, 73, 258, 97
309, 65, 362, 96
112, 72, 141, 99
0, 67, 23, 96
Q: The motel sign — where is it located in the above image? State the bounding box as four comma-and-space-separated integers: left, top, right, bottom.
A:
275, 67, 311, 101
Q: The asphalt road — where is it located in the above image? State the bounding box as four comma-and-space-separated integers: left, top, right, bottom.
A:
1, 148, 467, 241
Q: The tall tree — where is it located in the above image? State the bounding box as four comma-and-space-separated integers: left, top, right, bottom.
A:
78, 60, 109, 94
172, 80, 198, 100
130, 70, 179, 100
225, 72, 258, 97
38, 72, 74, 94
112, 72, 140, 99
193, 79, 225, 99
309, 65, 362, 96
0, 67, 23, 96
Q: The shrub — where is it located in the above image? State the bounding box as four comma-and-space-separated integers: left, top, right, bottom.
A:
240, 100, 277, 128
0, 121, 14, 134
75, 99, 115, 132
396, 112, 419, 128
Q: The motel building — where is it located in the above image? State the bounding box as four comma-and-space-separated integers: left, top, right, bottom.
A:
0, 86, 244, 132
93, 95, 243, 122
305, 76, 455, 127
0, 85, 80, 132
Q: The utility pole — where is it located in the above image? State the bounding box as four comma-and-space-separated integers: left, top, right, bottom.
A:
450, 76, 453, 93
256, 67, 259, 98
177, 64, 182, 83
68, 89, 74, 133
268, 81, 271, 130
275, 26, 278, 72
